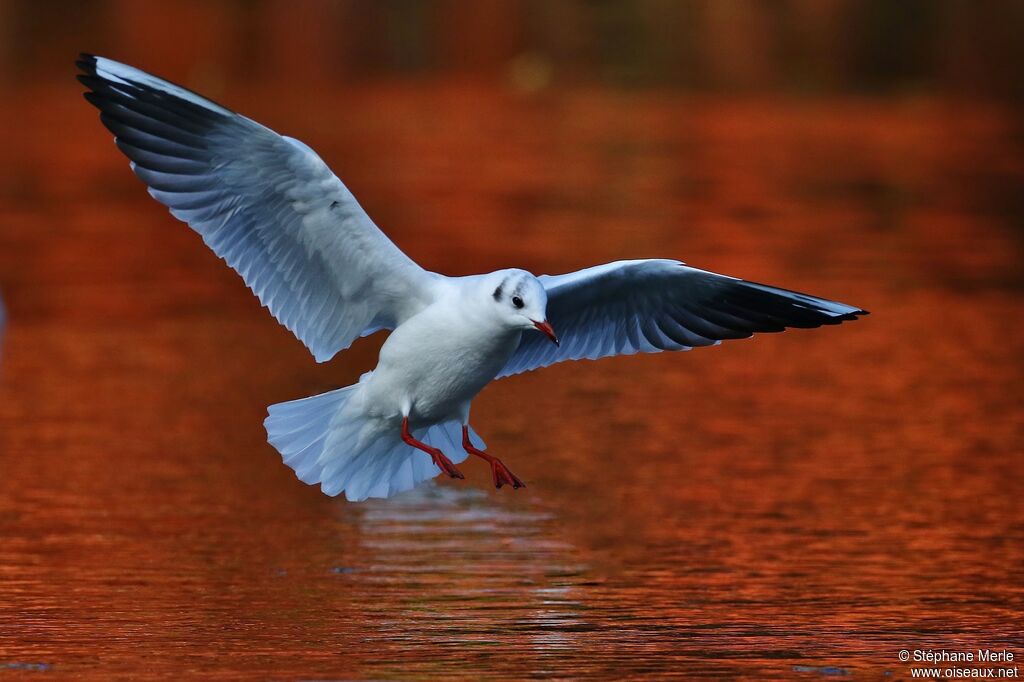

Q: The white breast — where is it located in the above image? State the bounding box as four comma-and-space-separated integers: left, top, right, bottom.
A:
361, 302, 522, 426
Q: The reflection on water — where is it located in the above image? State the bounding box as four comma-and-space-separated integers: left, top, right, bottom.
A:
0, 89, 1022, 679
353, 485, 595, 680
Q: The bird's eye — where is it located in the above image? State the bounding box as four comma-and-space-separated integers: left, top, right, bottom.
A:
512, 296, 524, 309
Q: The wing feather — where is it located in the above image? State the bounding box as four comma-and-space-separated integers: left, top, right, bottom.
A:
78, 54, 435, 362
498, 259, 866, 378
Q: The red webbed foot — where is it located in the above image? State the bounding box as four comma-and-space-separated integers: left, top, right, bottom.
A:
489, 459, 525, 489
462, 426, 526, 490
432, 450, 465, 479
401, 417, 465, 479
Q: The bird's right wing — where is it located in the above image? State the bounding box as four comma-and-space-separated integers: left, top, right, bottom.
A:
498, 259, 866, 378
78, 54, 436, 362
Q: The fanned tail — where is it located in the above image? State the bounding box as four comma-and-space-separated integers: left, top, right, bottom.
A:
264, 385, 483, 502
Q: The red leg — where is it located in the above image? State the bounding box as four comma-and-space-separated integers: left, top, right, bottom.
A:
462, 426, 525, 489
401, 417, 464, 479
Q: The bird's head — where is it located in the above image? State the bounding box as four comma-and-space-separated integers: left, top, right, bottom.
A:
485, 270, 558, 346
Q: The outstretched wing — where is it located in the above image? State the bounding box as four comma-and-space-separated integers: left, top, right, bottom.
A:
77, 54, 436, 362
498, 259, 867, 378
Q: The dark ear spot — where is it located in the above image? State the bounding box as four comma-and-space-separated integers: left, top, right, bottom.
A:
492, 284, 503, 301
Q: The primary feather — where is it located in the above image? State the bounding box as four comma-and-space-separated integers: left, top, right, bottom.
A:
498, 259, 867, 377
77, 53, 435, 362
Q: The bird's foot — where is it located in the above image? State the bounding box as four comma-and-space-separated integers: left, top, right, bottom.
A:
487, 458, 525, 490
430, 449, 465, 480
461, 425, 525, 489
402, 416, 464, 479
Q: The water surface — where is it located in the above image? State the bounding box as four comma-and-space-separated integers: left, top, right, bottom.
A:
0, 88, 1022, 679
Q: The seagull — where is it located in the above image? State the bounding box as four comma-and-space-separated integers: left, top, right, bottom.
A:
77, 54, 867, 501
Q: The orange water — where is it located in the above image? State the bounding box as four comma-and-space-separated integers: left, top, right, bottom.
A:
0, 88, 1021, 680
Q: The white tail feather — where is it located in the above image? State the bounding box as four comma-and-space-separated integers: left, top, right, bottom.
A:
265, 386, 484, 501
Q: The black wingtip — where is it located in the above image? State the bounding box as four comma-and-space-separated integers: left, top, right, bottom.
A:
840, 308, 870, 321
826, 308, 869, 325
76, 52, 98, 75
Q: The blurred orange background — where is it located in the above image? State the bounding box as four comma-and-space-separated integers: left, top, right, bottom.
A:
3, 0, 1024, 97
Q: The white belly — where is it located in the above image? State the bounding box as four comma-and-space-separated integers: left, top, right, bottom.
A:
360, 307, 522, 427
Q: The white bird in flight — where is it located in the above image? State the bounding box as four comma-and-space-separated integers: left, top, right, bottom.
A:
78, 54, 867, 501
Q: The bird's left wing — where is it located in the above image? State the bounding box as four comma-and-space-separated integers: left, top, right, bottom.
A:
77, 54, 436, 362
497, 259, 866, 378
